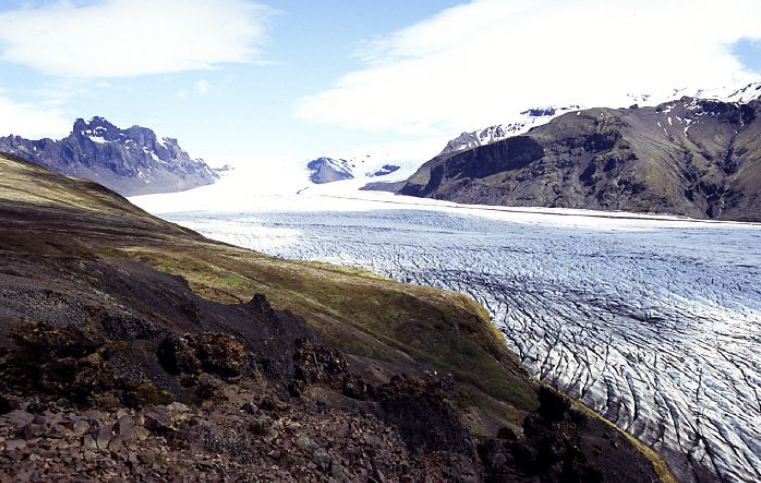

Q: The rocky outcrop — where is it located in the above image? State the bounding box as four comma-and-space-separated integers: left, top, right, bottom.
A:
158, 333, 246, 380
307, 157, 355, 184
401, 95, 761, 221
0, 116, 219, 196
478, 387, 663, 483
368, 164, 400, 177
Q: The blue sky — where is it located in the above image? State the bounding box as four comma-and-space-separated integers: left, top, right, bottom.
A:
0, 0, 760, 164
734, 39, 761, 75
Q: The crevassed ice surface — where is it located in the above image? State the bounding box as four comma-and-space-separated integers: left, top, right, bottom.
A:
163, 202, 761, 483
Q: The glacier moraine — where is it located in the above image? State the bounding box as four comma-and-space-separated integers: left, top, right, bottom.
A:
163, 200, 761, 483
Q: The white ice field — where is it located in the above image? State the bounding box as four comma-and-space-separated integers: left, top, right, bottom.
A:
133, 172, 761, 483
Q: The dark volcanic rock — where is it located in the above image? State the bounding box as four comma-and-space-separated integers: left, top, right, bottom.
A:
99, 311, 161, 341
158, 333, 246, 379
292, 338, 348, 384
479, 386, 661, 483
0, 395, 11, 415
535, 386, 571, 422
368, 164, 401, 177
247, 293, 277, 321
382, 393, 472, 454
0, 116, 219, 196
0, 255, 313, 408
401, 97, 761, 221
360, 179, 407, 193
402, 136, 545, 200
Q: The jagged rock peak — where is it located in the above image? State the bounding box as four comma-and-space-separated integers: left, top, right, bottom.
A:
0, 116, 219, 196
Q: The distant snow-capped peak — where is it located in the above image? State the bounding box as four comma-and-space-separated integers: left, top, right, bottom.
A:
695, 81, 761, 104
440, 105, 581, 154
301, 80, 761, 188
304, 137, 448, 187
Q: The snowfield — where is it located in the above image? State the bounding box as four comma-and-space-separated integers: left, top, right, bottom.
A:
133, 179, 761, 483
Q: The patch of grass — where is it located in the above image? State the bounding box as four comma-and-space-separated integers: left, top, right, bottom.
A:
112, 242, 538, 420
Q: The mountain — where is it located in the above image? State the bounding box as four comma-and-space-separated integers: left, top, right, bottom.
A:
307, 156, 403, 185
0, 116, 219, 196
440, 106, 581, 154
438, 83, 761, 157
0, 152, 674, 482
400, 90, 761, 222
303, 108, 580, 191
307, 157, 355, 183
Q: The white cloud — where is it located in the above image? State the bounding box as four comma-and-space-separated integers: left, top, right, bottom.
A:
0, 0, 273, 78
178, 79, 211, 98
296, 0, 761, 136
193, 80, 210, 96
0, 96, 71, 138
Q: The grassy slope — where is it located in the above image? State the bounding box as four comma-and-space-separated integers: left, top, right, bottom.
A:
0, 153, 678, 481
0, 153, 535, 429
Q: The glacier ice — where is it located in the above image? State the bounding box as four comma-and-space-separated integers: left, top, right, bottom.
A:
156, 198, 761, 483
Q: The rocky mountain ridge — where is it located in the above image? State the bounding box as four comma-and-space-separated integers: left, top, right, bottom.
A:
307, 157, 355, 184
440, 106, 581, 155
0, 116, 219, 196
307, 156, 402, 185
438, 82, 761, 156
400, 90, 761, 221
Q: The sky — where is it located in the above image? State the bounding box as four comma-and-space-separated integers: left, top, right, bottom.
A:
0, 0, 760, 165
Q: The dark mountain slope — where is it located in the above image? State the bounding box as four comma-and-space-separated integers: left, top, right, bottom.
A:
401, 97, 761, 221
0, 153, 675, 482
0, 116, 218, 196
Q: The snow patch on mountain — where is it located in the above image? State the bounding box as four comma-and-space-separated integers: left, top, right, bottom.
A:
441, 106, 581, 154
307, 157, 355, 184
0, 116, 220, 196
443, 81, 761, 155
301, 136, 448, 191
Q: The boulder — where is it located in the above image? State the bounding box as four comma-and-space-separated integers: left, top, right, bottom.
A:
157, 332, 246, 379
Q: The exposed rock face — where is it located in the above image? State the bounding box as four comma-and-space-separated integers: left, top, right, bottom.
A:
307, 157, 355, 184
0, 116, 218, 196
368, 164, 400, 177
440, 106, 581, 155
158, 333, 246, 379
401, 95, 761, 221
479, 387, 662, 483
2, 322, 173, 409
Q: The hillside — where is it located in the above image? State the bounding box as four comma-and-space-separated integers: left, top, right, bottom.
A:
0, 117, 218, 196
400, 95, 761, 221
0, 153, 674, 482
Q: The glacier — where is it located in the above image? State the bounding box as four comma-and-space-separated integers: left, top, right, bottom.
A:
133, 184, 761, 483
